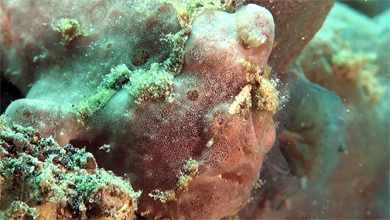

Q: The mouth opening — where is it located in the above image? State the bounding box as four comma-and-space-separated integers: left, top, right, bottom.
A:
220, 172, 245, 185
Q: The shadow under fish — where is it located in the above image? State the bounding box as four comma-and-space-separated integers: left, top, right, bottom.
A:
276, 63, 348, 189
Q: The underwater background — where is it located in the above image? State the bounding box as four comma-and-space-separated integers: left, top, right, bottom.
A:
0, 0, 389, 219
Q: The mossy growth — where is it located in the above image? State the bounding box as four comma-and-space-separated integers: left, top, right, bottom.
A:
126, 63, 174, 104
240, 59, 269, 84
162, 0, 238, 74
253, 77, 279, 114
167, 0, 237, 27
148, 158, 199, 203
101, 64, 133, 90
52, 18, 84, 46
0, 115, 6, 130
77, 64, 131, 120
76, 0, 239, 121
176, 158, 199, 192
77, 88, 116, 120
77, 62, 175, 121
78, 61, 176, 120
229, 85, 252, 115
0, 118, 141, 220
0, 201, 37, 220
162, 30, 189, 75
148, 189, 176, 203
229, 60, 279, 114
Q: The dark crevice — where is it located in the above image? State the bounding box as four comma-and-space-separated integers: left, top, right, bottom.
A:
1, 73, 23, 114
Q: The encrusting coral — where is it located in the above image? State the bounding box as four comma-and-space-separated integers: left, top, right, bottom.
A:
0, 116, 140, 220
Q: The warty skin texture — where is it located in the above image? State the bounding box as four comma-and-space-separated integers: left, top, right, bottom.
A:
2, 1, 277, 219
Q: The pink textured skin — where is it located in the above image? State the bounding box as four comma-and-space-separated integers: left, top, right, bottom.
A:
3, 1, 276, 219
88, 7, 275, 219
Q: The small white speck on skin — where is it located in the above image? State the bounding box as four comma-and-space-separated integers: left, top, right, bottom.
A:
206, 138, 214, 147
259, 35, 267, 44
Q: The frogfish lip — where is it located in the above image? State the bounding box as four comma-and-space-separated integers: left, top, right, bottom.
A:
174, 164, 259, 218
189, 163, 258, 198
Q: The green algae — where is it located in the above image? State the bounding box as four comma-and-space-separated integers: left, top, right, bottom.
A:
75, 0, 239, 122
228, 60, 280, 115
148, 189, 176, 203
77, 63, 174, 119
0, 201, 37, 220
52, 18, 85, 46
147, 158, 199, 204
176, 158, 199, 192
126, 63, 174, 104
77, 64, 131, 119
0, 119, 141, 220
